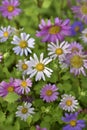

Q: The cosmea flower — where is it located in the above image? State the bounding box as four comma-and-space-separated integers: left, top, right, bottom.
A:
71, 21, 83, 36
80, 28, 87, 43
27, 53, 53, 81
0, 26, 12, 42
11, 32, 35, 56
71, 1, 87, 24
59, 94, 79, 112
48, 40, 70, 59
36, 17, 71, 42
40, 84, 59, 102
0, 0, 21, 20
14, 78, 32, 94
15, 102, 34, 121
16, 59, 29, 75
62, 112, 86, 130
0, 78, 16, 97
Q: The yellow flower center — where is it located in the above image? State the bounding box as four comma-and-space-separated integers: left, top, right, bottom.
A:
66, 100, 72, 106
7, 5, 14, 12
22, 63, 28, 70
7, 86, 14, 92
49, 25, 61, 34
75, 26, 80, 32
36, 63, 44, 71
55, 48, 63, 55
3, 31, 9, 37
46, 90, 53, 96
21, 81, 27, 88
85, 33, 87, 37
70, 120, 77, 127
19, 40, 27, 48
70, 55, 83, 68
81, 5, 87, 14
21, 107, 28, 114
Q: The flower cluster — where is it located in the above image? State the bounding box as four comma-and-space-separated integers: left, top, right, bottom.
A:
0, 0, 87, 130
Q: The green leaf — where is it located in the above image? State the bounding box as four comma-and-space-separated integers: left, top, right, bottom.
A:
0, 111, 5, 122
4, 92, 20, 103
14, 121, 20, 130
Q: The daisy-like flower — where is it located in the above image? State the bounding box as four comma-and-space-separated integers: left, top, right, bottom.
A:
11, 32, 35, 56
69, 41, 83, 53
80, 28, 87, 43
15, 102, 34, 121
0, 0, 21, 20
0, 26, 12, 42
36, 17, 71, 42
16, 59, 29, 75
62, 112, 86, 130
71, 21, 84, 36
71, 1, 87, 24
59, 94, 79, 112
27, 53, 53, 81
0, 78, 16, 97
40, 84, 59, 102
36, 125, 47, 130
48, 40, 70, 59
14, 78, 32, 95
69, 52, 87, 76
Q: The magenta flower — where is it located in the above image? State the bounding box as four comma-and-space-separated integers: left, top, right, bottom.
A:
14, 78, 32, 95
0, 0, 21, 20
0, 78, 16, 97
71, 1, 87, 24
36, 17, 71, 43
36, 125, 47, 130
40, 84, 59, 102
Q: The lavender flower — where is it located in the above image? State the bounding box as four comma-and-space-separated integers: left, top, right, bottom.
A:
40, 84, 59, 102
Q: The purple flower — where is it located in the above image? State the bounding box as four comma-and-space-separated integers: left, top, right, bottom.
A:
62, 112, 86, 130
69, 41, 83, 53
71, 1, 87, 24
71, 21, 84, 36
0, 78, 16, 97
0, 0, 21, 20
36, 125, 47, 130
36, 17, 71, 43
40, 84, 59, 102
14, 78, 32, 95
69, 52, 87, 76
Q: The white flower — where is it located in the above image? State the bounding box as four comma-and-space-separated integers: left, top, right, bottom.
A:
16, 59, 29, 75
80, 28, 87, 43
47, 40, 70, 59
0, 26, 12, 42
59, 94, 79, 112
11, 32, 35, 56
27, 53, 53, 81
15, 102, 34, 121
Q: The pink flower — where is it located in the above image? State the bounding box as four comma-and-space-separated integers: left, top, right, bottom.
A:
36, 17, 71, 43
0, 0, 21, 20
14, 78, 32, 95
36, 125, 47, 130
0, 78, 16, 97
